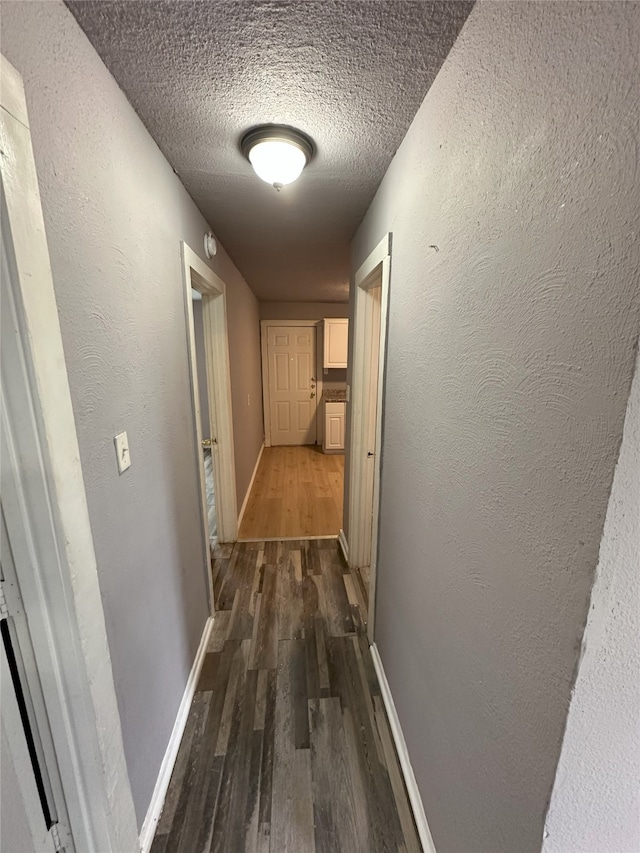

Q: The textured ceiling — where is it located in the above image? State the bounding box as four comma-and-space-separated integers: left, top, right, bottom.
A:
67, 1, 473, 302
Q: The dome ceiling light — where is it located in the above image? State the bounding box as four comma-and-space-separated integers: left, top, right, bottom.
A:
241, 125, 314, 191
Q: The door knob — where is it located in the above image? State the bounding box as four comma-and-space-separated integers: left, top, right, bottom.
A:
310, 392, 316, 398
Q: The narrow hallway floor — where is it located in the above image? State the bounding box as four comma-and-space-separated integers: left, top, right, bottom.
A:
151, 539, 421, 853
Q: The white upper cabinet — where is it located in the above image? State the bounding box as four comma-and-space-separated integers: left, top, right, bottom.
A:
323, 318, 349, 368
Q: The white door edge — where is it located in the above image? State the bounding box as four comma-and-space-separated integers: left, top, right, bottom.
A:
181, 243, 239, 577
348, 233, 392, 642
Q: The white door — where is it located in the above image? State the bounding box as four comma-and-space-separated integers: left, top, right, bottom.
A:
357, 284, 382, 568
267, 326, 317, 445
348, 234, 391, 640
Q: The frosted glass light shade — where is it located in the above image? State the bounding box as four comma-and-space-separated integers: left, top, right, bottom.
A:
248, 139, 307, 188
241, 125, 314, 190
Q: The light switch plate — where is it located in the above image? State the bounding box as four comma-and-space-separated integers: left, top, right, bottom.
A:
114, 431, 131, 474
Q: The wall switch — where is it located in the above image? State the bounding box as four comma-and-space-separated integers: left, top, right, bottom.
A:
346, 384, 350, 402
114, 431, 131, 474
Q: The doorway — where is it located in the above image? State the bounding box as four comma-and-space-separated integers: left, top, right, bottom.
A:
191, 290, 217, 544
261, 321, 320, 447
345, 234, 391, 640
239, 319, 345, 540
181, 243, 237, 607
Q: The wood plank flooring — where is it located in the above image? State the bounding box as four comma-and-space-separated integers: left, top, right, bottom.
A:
151, 539, 421, 853
238, 446, 345, 540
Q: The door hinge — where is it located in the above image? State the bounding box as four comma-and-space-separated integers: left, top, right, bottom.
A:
51, 822, 65, 853
0, 579, 8, 619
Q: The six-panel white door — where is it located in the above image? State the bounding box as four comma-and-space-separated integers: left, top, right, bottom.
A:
267, 326, 317, 445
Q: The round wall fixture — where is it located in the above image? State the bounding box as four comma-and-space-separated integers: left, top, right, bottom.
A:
204, 232, 217, 258
241, 125, 314, 191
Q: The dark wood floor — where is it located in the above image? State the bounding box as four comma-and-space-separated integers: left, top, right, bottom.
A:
151, 539, 421, 853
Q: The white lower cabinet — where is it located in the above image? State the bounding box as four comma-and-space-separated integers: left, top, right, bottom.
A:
323, 401, 345, 453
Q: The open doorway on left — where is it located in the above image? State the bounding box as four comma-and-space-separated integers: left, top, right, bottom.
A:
191, 290, 217, 547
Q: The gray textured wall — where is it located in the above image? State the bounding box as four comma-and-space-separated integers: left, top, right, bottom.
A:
350, 2, 640, 851
259, 301, 349, 320
0, 0, 262, 826
224, 264, 264, 508
542, 352, 640, 852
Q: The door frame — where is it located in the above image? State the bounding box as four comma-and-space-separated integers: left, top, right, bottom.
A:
0, 54, 139, 852
181, 243, 238, 570
346, 233, 392, 641
260, 319, 324, 447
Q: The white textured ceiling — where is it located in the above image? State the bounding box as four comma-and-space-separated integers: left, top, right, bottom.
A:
67, 1, 473, 302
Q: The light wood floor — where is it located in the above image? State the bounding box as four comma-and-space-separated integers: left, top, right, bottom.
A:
151, 539, 421, 853
239, 445, 345, 540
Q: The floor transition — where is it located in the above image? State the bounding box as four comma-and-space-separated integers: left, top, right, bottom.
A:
151, 538, 421, 853
238, 446, 344, 540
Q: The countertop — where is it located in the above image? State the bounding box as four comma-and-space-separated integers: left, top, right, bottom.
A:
323, 389, 347, 402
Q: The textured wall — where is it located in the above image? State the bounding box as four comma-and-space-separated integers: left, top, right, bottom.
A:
224, 261, 264, 508
0, 0, 262, 826
259, 301, 349, 321
350, 2, 640, 851
542, 352, 640, 853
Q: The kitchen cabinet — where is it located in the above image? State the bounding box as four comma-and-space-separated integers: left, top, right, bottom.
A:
323, 401, 345, 453
323, 318, 349, 369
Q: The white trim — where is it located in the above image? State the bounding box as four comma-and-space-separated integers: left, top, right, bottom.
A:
139, 616, 214, 853
237, 442, 265, 529
355, 232, 390, 288
182, 242, 238, 568
0, 54, 138, 851
260, 320, 324, 447
370, 644, 437, 853
338, 529, 349, 563
348, 234, 392, 641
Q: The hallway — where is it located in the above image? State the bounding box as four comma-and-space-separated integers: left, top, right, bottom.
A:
151, 539, 420, 852
4, 2, 640, 851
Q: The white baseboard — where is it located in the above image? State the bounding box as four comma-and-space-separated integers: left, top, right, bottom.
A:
338, 528, 349, 564
139, 616, 214, 853
237, 442, 264, 529
370, 643, 437, 853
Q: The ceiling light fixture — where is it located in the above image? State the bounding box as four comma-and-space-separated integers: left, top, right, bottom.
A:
241, 125, 314, 191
